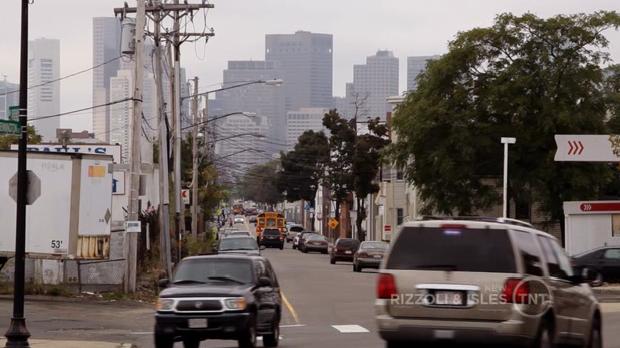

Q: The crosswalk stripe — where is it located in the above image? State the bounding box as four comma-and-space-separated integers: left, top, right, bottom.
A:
332, 325, 370, 333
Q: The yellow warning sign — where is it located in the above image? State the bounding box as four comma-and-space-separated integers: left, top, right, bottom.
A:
328, 218, 339, 229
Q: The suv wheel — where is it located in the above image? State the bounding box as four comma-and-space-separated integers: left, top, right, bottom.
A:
154, 334, 173, 348
386, 341, 407, 348
183, 339, 200, 348
330, 257, 336, 265
533, 321, 553, 348
279, 243, 284, 250
238, 319, 257, 348
587, 317, 602, 348
263, 319, 280, 347
353, 263, 361, 272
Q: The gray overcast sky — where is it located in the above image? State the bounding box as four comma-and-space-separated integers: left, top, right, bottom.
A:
1, 0, 620, 131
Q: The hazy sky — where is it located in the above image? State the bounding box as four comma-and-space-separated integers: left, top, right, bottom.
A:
1, 0, 620, 131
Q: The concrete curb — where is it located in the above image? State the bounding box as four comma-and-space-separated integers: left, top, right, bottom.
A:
0, 294, 153, 307
593, 286, 620, 302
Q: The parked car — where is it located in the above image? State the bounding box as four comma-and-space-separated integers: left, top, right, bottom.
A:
234, 216, 245, 224
573, 246, 620, 284
353, 240, 388, 272
217, 236, 262, 256
286, 225, 304, 243
329, 238, 360, 264
300, 234, 328, 254
295, 231, 318, 251
155, 254, 281, 348
249, 216, 257, 224
376, 217, 602, 348
259, 229, 284, 250
292, 231, 316, 250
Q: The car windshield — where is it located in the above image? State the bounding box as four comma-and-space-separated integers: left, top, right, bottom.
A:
173, 258, 254, 284
307, 234, 326, 240
360, 241, 388, 250
290, 226, 304, 232
386, 227, 516, 273
219, 238, 258, 251
337, 239, 360, 248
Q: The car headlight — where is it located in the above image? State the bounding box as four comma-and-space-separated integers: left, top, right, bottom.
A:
224, 297, 247, 311
156, 298, 175, 312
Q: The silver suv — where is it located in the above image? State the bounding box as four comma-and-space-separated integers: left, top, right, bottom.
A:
376, 217, 602, 348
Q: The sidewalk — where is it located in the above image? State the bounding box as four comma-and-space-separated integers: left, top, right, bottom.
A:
593, 284, 620, 302
0, 339, 135, 348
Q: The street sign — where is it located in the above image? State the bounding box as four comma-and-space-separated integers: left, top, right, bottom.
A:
8, 106, 19, 121
328, 218, 339, 229
0, 120, 20, 136
126, 220, 141, 233
554, 134, 620, 162
181, 189, 190, 205
8, 170, 41, 205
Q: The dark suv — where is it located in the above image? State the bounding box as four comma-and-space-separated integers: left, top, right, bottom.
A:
330, 238, 360, 264
155, 254, 282, 348
260, 229, 284, 249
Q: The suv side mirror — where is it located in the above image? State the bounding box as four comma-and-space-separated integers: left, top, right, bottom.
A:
257, 276, 272, 287
158, 278, 170, 288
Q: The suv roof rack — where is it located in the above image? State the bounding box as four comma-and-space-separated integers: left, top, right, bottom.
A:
418, 216, 534, 228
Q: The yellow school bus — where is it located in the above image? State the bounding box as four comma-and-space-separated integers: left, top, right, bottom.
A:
256, 212, 286, 239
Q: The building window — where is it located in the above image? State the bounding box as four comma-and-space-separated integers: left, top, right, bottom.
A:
397, 208, 404, 226
613, 215, 620, 237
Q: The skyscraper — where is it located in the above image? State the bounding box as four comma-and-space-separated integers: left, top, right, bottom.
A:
351, 50, 399, 120
215, 60, 285, 156
28, 38, 60, 141
92, 17, 121, 143
265, 31, 333, 111
407, 55, 439, 91
286, 108, 328, 151
215, 114, 269, 173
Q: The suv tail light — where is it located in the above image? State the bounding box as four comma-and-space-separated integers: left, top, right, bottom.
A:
377, 273, 397, 299
502, 278, 529, 304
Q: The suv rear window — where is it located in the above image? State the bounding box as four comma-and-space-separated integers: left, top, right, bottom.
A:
337, 239, 360, 248
386, 226, 516, 273
264, 229, 280, 236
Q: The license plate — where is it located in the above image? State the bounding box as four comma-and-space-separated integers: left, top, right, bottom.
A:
373, 254, 382, 258
433, 329, 455, 339
434, 291, 464, 306
188, 318, 208, 329
345, 251, 352, 254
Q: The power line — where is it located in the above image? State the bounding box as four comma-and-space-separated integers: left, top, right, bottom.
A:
30, 97, 136, 121
1, 56, 122, 97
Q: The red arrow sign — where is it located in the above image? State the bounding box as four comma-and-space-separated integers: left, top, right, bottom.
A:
580, 202, 620, 212
568, 140, 584, 155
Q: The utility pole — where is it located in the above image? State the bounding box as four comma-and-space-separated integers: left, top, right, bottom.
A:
172, 0, 184, 254
152, 0, 173, 278
191, 76, 199, 237
5, 0, 31, 346
125, 0, 146, 293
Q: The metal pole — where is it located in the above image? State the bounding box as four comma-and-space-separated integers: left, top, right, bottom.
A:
5, 0, 31, 346
191, 77, 199, 237
153, 1, 173, 278
502, 142, 508, 219
125, 0, 146, 293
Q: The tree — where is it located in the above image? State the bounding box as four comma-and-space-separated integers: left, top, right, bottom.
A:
239, 160, 283, 207
278, 130, 329, 225
0, 126, 42, 150
353, 118, 389, 241
389, 12, 620, 231
322, 110, 356, 230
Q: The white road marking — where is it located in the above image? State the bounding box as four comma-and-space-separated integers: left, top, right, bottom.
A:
280, 324, 306, 328
332, 325, 370, 333
257, 336, 284, 340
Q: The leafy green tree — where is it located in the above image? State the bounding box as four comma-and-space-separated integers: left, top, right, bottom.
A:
239, 160, 283, 207
353, 118, 389, 241
389, 12, 620, 233
322, 110, 356, 222
0, 126, 42, 150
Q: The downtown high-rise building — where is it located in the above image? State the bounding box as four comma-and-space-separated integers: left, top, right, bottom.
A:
28, 38, 61, 141
286, 108, 328, 151
0, 79, 19, 120
350, 50, 399, 120
407, 55, 439, 91
215, 114, 270, 174
92, 17, 122, 143
265, 31, 333, 111
215, 60, 285, 158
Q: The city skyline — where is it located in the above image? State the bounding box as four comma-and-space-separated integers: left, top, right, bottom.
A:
1, 0, 620, 132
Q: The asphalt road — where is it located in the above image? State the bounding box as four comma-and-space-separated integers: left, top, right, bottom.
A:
1, 221, 620, 347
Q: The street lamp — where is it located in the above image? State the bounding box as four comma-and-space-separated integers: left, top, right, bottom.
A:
501, 137, 516, 218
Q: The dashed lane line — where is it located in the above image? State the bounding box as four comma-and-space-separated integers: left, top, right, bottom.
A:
332, 325, 370, 333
